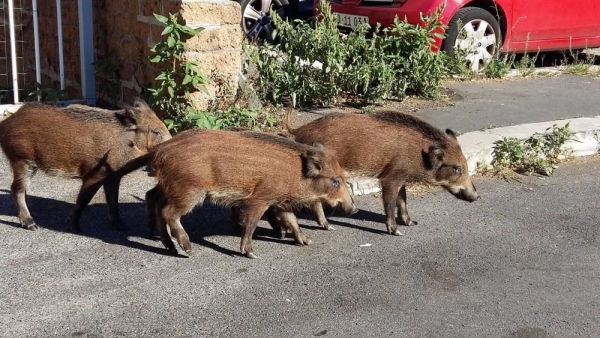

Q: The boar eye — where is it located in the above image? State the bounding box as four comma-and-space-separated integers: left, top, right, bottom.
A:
332, 177, 342, 188
151, 129, 163, 137
453, 166, 463, 175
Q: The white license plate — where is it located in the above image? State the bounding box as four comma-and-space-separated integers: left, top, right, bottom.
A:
335, 12, 369, 29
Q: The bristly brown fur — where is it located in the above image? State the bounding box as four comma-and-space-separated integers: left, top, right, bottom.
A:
61, 104, 134, 126
239, 130, 314, 154
371, 111, 449, 145
0, 101, 170, 233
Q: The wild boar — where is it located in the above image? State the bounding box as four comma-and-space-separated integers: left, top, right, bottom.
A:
0, 99, 171, 232
286, 110, 479, 236
145, 129, 357, 258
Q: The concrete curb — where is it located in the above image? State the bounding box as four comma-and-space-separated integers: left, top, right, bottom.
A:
347, 116, 600, 196
505, 65, 600, 78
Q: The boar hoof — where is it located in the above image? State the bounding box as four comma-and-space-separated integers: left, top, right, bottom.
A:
324, 224, 336, 231
245, 252, 258, 259
23, 223, 38, 231
165, 246, 179, 256
148, 231, 160, 240
304, 238, 313, 245
391, 229, 404, 236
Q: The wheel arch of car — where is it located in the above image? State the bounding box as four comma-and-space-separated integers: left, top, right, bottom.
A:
441, 0, 509, 50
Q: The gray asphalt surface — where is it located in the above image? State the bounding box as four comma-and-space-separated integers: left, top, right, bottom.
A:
1, 146, 600, 337
2, 74, 600, 338
420, 74, 600, 133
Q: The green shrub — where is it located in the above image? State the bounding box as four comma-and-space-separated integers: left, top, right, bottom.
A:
146, 13, 213, 132
244, 1, 447, 106
491, 123, 576, 176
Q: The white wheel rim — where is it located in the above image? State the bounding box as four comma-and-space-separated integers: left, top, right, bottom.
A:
242, 0, 283, 34
454, 19, 497, 72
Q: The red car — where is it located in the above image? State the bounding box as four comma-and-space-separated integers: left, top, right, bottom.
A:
314, 0, 600, 71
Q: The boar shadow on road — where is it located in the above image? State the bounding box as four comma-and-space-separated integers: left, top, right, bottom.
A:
296, 207, 391, 235
0, 189, 306, 257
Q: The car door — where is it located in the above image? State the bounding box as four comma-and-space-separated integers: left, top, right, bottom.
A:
511, 0, 599, 43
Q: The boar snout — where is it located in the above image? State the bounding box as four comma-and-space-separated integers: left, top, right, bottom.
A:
348, 196, 359, 215
448, 183, 480, 202
338, 191, 358, 215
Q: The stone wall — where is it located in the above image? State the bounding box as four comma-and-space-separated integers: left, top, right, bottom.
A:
0, 0, 243, 108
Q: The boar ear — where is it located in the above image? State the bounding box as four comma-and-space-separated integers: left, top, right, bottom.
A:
311, 141, 325, 151
446, 129, 457, 140
428, 145, 445, 170
116, 109, 139, 131
133, 98, 151, 110
303, 150, 323, 178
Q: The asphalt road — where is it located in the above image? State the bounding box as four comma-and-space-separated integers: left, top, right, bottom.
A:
2, 74, 600, 337
1, 150, 600, 337
297, 73, 600, 135
420, 74, 600, 133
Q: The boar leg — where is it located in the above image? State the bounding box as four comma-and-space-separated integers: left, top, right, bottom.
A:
380, 180, 403, 236
264, 207, 286, 239
277, 210, 312, 246
240, 203, 269, 259
158, 189, 202, 255
159, 201, 193, 255
396, 184, 417, 226
10, 160, 37, 230
229, 206, 242, 230
155, 201, 177, 255
68, 176, 105, 233
145, 185, 161, 239
311, 201, 334, 230
103, 176, 127, 231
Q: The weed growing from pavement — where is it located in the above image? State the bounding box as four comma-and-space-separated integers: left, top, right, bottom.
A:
485, 122, 576, 178
514, 51, 540, 77
562, 49, 597, 75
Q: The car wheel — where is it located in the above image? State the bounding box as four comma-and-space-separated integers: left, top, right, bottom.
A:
443, 7, 502, 73
240, 0, 287, 44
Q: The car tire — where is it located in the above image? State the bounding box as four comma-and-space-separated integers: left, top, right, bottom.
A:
442, 7, 502, 73
240, 0, 287, 44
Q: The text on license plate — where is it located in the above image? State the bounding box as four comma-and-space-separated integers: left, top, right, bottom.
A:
334, 12, 369, 29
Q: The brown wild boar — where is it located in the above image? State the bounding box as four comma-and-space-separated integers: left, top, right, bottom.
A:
145, 129, 357, 258
286, 110, 480, 236
0, 99, 171, 232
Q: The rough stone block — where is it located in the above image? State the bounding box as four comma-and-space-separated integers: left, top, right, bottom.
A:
180, 2, 241, 25
186, 25, 243, 52
184, 49, 242, 77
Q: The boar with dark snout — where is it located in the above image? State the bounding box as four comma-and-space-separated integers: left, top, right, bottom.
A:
0, 99, 171, 232
286, 110, 480, 236
144, 129, 357, 258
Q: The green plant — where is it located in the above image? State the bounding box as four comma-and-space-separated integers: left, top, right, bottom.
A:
361, 105, 376, 114
27, 82, 68, 103
483, 52, 515, 78
563, 49, 596, 75
514, 52, 539, 78
146, 13, 212, 132
491, 122, 576, 177
216, 106, 277, 129
245, 1, 447, 107
93, 50, 121, 102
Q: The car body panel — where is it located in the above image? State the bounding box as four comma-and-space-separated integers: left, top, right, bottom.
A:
314, 0, 600, 53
